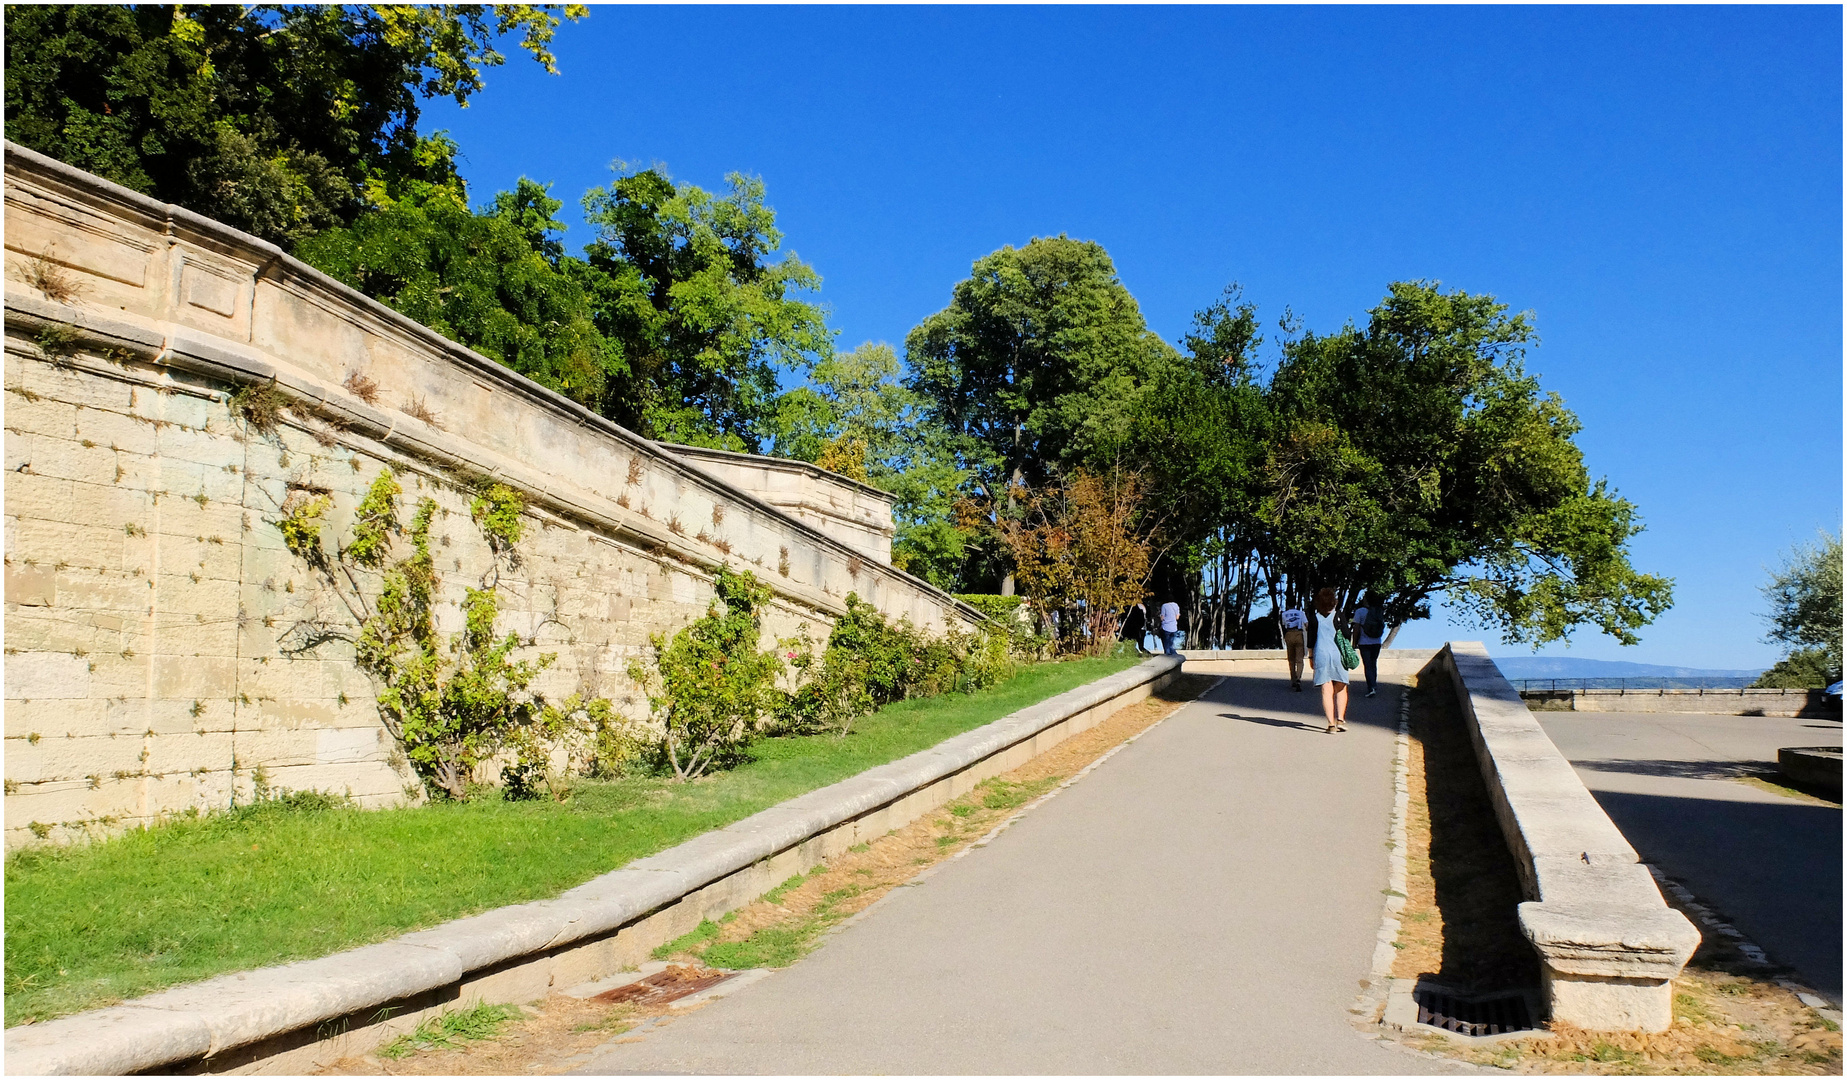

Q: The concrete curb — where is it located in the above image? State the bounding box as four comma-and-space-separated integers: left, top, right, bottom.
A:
4, 655, 1183, 1075
1351, 677, 1413, 1029
1425, 643, 1700, 1033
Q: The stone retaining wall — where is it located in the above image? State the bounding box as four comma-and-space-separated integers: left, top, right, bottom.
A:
1, 142, 978, 847
2, 655, 1183, 1076
1425, 642, 1700, 1032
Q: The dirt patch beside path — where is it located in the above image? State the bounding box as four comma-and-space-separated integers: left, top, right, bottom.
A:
320, 672, 1219, 1075
1385, 675, 1843, 1075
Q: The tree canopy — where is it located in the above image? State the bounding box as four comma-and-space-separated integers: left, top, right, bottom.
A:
1752, 530, 1842, 688
4, 4, 583, 247
5, 11, 1674, 650
906, 235, 1178, 497
1251, 281, 1673, 645
898, 260, 1673, 651
298, 173, 618, 410
581, 168, 832, 447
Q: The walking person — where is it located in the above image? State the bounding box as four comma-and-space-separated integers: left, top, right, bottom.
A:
1304, 587, 1352, 732
1158, 599, 1181, 656
1351, 593, 1386, 698
1279, 603, 1308, 691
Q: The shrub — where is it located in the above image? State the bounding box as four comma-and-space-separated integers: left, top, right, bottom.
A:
783, 594, 1016, 738
956, 593, 1051, 660
630, 567, 787, 780
1751, 648, 1836, 689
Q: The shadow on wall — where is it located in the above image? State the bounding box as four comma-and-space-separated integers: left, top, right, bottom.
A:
1413, 679, 1544, 996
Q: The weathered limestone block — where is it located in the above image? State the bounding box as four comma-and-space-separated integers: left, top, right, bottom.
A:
6, 650, 92, 699
6, 562, 57, 606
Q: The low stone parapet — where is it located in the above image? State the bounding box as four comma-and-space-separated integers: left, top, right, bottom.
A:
1425, 642, 1700, 1032
1520, 686, 1838, 718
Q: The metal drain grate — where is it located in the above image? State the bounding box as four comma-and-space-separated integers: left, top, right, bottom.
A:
593, 964, 736, 1007
1413, 987, 1536, 1037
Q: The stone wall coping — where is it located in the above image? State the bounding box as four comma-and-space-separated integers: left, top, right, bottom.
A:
1, 287, 974, 630
1428, 642, 1699, 983
1556, 687, 1810, 696
662, 442, 898, 508
2, 655, 1182, 1075
1, 140, 978, 629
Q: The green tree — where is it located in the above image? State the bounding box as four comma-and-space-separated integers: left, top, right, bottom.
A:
580, 167, 832, 448
1259, 281, 1673, 647
1117, 286, 1275, 641
1751, 531, 1842, 687
906, 235, 1179, 498
4, 4, 584, 248
767, 342, 973, 588
298, 174, 619, 410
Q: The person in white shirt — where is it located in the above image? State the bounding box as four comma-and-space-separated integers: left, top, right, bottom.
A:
1351, 593, 1386, 697
1158, 600, 1181, 656
1279, 604, 1308, 690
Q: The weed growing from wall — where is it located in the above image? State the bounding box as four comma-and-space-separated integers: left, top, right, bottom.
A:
231, 380, 289, 433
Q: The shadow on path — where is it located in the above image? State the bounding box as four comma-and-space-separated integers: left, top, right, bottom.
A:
1218, 710, 1326, 733
1590, 787, 1842, 1000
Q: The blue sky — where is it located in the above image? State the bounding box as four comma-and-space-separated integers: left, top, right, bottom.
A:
423, 5, 1842, 671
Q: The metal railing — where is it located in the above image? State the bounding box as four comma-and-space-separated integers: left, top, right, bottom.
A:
1512, 677, 1761, 693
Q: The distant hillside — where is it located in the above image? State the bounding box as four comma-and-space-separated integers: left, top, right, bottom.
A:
1488, 656, 1767, 681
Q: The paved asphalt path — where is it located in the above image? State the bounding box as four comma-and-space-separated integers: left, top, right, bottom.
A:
579, 664, 1466, 1075
1537, 711, 1843, 1001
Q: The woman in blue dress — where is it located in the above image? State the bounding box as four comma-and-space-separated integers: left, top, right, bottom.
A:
1304, 586, 1351, 733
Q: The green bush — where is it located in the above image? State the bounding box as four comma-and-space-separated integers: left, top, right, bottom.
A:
630, 567, 788, 780
782, 594, 1016, 738
1751, 647, 1836, 689
956, 593, 1051, 660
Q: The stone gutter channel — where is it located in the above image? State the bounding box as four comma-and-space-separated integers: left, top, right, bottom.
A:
5, 655, 1183, 1076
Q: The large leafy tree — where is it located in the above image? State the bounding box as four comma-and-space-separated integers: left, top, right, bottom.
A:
298, 173, 619, 410
1259, 281, 1673, 646
4, 4, 583, 248
766, 343, 971, 589
1118, 287, 1273, 554
1120, 289, 1279, 644
580, 167, 832, 448
906, 235, 1179, 498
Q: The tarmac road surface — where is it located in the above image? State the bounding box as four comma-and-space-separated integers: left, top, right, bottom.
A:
576, 663, 1467, 1075
1537, 710, 1843, 1002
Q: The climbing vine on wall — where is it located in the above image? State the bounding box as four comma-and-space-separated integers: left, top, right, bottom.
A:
277, 468, 621, 800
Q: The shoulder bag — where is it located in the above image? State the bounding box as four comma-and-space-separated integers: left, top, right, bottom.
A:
1335, 628, 1360, 671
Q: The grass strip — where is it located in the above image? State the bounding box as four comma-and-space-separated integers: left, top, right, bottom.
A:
4, 655, 1138, 1027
